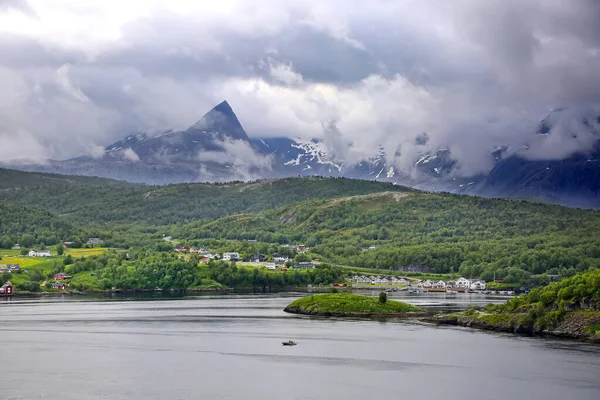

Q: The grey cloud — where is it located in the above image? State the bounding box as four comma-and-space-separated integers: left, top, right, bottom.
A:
0, 0, 599, 176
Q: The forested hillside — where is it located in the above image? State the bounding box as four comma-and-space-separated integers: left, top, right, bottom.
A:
0, 169, 411, 225
1, 169, 599, 288
172, 192, 600, 279
0, 203, 78, 247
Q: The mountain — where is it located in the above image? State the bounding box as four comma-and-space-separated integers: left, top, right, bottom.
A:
473, 145, 600, 208
2, 101, 599, 208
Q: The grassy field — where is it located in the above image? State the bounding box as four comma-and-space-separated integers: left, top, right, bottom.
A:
0, 249, 24, 257
284, 293, 422, 315
66, 247, 109, 257
0, 256, 45, 268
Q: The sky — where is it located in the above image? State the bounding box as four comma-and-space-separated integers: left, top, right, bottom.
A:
1, 0, 599, 176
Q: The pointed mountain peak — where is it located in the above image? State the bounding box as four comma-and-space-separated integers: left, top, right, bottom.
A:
213, 100, 233, 114
187, 100, 249, 141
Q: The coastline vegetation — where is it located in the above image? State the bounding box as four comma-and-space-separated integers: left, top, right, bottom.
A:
430, 270, 600, 341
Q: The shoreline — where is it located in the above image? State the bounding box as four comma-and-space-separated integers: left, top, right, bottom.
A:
5, 286, 335, 298
422, 312, 600, 344
283, 304, 428, 319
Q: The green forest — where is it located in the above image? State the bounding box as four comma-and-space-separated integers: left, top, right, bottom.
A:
1, 168, 599, 292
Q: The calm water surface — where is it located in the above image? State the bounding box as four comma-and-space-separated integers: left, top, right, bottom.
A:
1, 293, 599, 400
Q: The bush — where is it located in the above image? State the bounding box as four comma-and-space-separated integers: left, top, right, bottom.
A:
17, 281, 40, 292
379, 292, 387, 304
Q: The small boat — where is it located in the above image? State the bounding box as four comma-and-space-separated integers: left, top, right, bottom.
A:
282, 340, 297, 346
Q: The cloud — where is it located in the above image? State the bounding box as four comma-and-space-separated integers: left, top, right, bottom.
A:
0, 0, 598, 177
197, 138, 273, 181
122, 147, 140, 162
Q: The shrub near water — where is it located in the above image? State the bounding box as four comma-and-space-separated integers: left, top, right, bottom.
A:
284, 293, 421, 315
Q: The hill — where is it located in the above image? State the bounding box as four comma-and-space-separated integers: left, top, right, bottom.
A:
1, 168, 599, 286
0, 202, 78, 248
173, 191, 600, 279
0, 169, 412, 225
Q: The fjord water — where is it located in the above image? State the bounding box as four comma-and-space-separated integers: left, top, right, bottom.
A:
1, 294, 599, 400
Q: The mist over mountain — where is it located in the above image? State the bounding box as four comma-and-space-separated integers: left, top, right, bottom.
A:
1, 0, 599, 206
4, 100, 599, 208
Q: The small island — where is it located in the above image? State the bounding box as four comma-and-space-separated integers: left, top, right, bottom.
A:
283, 292, 424, 318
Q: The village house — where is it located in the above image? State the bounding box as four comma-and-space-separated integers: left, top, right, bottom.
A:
349, 275, 371, 284
265, 263, 277, 270
54, 273, 72, 280
420, 280, 433, 288
454, 277, 471, 289
87, 238, 104, 245
0, 264, 20, 272
52, 282, 67, 290
28, 250, 51, 257
295, 262, 315, 270
63, 241, 74, 248
222, 252, 240, 261
432, 280, 446, 289
199, 257, 210, 264
189, 247, 201, 254
273, 255, 289, 264
0, 282, 13, 296
11, 244, 20, 250
175, 245, 190, 253
250, 253, 267, 262
469, 280, 487, 290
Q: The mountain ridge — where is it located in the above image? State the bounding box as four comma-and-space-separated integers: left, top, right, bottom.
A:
2, 101, 599, 208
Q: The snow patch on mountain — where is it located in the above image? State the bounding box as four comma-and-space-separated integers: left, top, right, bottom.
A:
289, 138, 345, 172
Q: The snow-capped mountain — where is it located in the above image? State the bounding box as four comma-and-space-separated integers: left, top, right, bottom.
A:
4, 101, 599, 208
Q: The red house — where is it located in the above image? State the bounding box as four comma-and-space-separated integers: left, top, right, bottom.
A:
0, 282, 13, 296
54, 273, 72, 280
52, 282, 67, 290
175, 245, 190, 252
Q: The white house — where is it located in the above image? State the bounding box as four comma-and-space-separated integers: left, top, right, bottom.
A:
454, 277, 471, 289
274, 256, 289, 264
469, 280, 487, 290
11, 244, 20, 250
368, 245, 377, 250
222, 252, 240, 261
432, 280, 446, 289
265, 263, 277, 270
420, 280, 433, 288
28, 250, 51, 257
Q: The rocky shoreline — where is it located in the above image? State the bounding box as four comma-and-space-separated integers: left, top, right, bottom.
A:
423, 311, 600, 343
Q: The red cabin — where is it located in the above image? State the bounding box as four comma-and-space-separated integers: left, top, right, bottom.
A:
54, 273, 72, 280
0, 283, 13, 296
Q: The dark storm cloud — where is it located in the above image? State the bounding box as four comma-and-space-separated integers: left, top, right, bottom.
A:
0, 0, 599, 175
